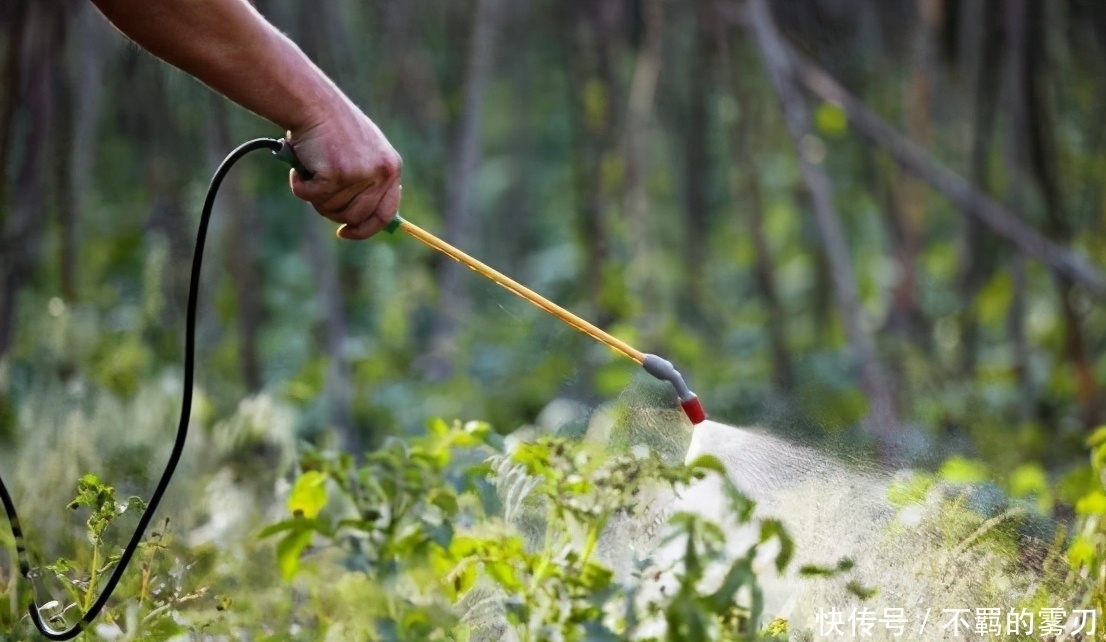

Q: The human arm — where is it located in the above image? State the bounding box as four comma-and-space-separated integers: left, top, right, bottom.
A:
88, 0, 401, 239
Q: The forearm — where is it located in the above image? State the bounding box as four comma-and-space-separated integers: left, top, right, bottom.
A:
90, 0, 342, 132
91, 0, 402, 239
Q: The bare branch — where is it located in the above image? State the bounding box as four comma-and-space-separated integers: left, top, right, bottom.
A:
746, 0, 897, 440
779, 39, 1106, 300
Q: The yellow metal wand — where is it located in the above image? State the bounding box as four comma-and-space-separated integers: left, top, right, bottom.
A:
381, 214, 705, 424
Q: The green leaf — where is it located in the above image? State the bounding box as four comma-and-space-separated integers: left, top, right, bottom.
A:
449, 535, 482, 558
288, 471, 329, 519
1057, 466, 1097, 505
428, 488, 459, 516
275, 528, 313, 581
1067, 535, 1097, 569
798, 563, 836, 577
1087, 425, 1106, 449
705, 556, 753, 612
887, 472, 935, 506
845, 580, 877, 600
1076, 490, 1106, 515
582, 621, 621, 642
445, 562, 478, 601
258, 517, 331, 539
257, 520, 302, 540
759, 519, 794, 572
452, 420, 493, 447
512, 441, 553, 477
975, 272, 1014, 326
799, 557, 853, 577
425, 520, 454, 550
938, 456, 989, 483
685, 455, 727, 475
428, 417, 450, 438
46, 558, 74, 575
1009, 463, 1053, 513
763, 618, 789, 639
814, 101, 847, 136
578, 560, 614, 591
487, 560, 523, 592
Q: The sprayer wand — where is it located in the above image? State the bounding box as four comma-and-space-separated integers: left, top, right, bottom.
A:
383, 215, 707, 425
277, 139, 707, 424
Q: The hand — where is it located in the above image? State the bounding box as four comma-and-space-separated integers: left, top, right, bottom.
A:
286, 102, 402, 240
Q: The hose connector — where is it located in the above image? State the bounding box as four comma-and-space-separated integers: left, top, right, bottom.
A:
641, 354, 707, 425
273, 138, 315, 180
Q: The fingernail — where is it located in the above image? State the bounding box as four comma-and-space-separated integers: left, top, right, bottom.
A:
336, 224, 349, 239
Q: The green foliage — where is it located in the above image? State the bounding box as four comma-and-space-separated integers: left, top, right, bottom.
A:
3, 1, 1106, 638
813, 102, 847, 138
1065, 426, 1106, 609
28, 476, 192, 639
1008, 462, 1053, 514
937, 456, 989, 484
251, 419, 795, 641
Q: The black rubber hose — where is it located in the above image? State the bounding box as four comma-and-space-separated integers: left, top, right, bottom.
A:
0, 137, 283, 640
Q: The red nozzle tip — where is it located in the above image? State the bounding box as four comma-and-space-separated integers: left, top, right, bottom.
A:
681, 397, 707, 425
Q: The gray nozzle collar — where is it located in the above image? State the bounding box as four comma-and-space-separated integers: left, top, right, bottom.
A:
642, 353, 694, 401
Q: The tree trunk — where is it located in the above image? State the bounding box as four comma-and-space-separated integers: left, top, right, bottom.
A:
681, 0, 714, 323
880, 0, 936, 346
0, 0, 29, 218
564, 0, 623, 324
714, 7, 793, 392
1000, 0, 1038, 425
210, 98, 264, 392
56, 4, 112, 304
621, 0, 663, 338
51, 7, 77, 301
0, 2, 54, 358
497, 0, 539, 271
1004, 0, 1100, 427
747, 0, 897, 445
955, 0, 1003, 377
375, 0, 446, 127
427, 0, 506, 379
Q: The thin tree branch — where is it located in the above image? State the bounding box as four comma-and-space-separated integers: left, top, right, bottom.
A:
747, 0, 896, 440
778, 38, 1106, 300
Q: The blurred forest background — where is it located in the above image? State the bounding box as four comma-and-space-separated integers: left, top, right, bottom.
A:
4, 0, 1106, 469
2, 0, 1106, 599
3, 0, 1106, 637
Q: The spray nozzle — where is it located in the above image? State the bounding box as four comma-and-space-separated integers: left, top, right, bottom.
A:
642, 354, 707, 425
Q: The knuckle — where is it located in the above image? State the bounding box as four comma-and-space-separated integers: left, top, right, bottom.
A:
378, 151, 402, 181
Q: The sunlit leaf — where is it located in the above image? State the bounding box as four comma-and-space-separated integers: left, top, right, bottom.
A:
975, 272, 1013, 326
1067, 535, 1097, 569
1075, 490, 1106, 515
276, 528, 313, 581
288, 471, 329, 519
938, 456, 989, 483
814, 101, 847, 136
685, 455, 726, 475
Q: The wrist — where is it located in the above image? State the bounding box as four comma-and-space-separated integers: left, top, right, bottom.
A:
258, 30, 346, 134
